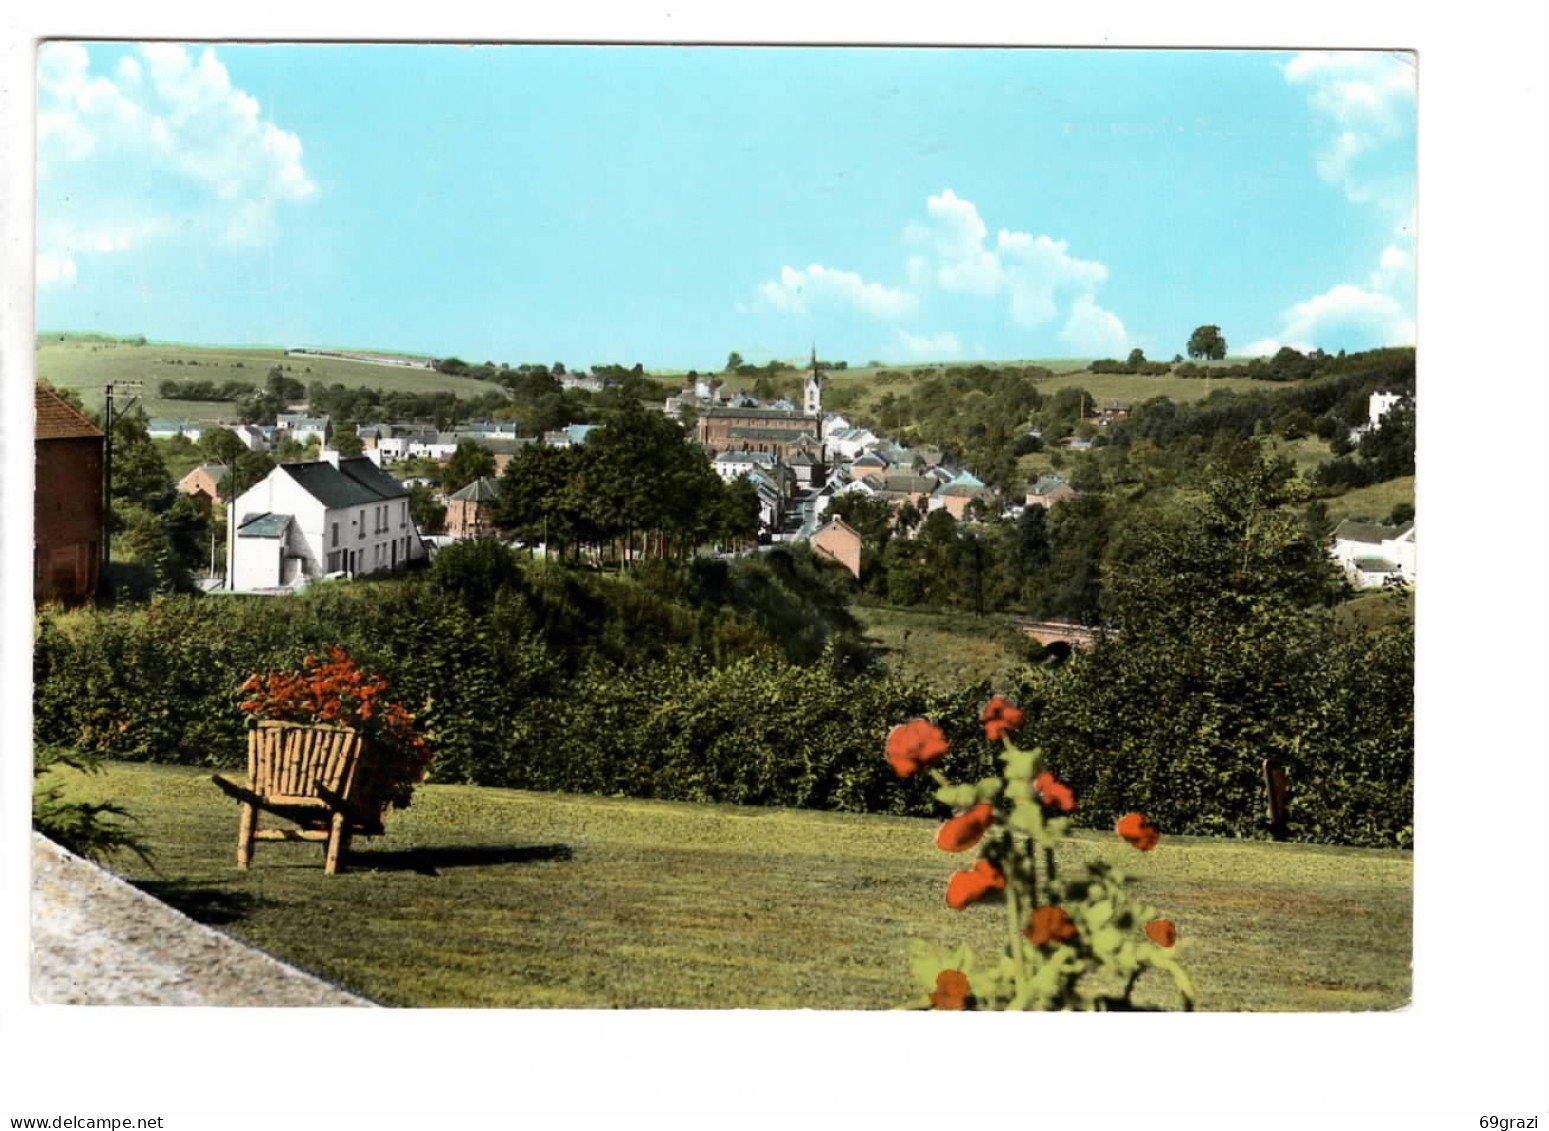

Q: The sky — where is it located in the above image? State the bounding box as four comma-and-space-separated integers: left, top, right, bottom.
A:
34, 43, 1417, 370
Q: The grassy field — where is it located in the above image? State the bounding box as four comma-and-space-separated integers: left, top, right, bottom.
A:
821, 360, 1273, 419
34, 339, 509, 423
1321, 476, 1415, 525
45, 762, 1412, 1011
852, 604, 1035, 690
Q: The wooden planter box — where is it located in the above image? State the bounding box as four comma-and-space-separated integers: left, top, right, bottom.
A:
212, 720, 396, 874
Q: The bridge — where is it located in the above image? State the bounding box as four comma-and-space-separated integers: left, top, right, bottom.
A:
1007, 617, 1106, 655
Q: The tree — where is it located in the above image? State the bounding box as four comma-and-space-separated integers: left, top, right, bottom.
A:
441, 441, 497, 493
1126, 348, 1147, 371
223, 451, 276, 501
332, 430, 365, 458
199, 426, 247, 467
1187, 325, 1228, 362
725, 351, 744, 372
410, 483, 447, 535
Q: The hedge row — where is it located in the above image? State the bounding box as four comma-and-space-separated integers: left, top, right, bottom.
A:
32, 588, 1411, 845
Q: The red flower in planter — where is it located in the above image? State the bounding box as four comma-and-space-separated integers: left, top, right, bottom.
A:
981, 696, 1025, 742
1145, 919, 1177, 948
1025, 904, 1077, 946
1034, 771, 1077, 812
945, 859, 1005, 910
936, 803, 994, 852
885, 719, 950, 778
928, 969, 972, 1010
1116, 812, 1160, 852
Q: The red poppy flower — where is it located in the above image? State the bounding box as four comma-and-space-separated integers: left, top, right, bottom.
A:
981, 696, 1025, 742
885, 719, 950, 778
928, 969, 971, 1010
1025, 904, 1077, 946
1145, 919, 1177, 948
1034, 771, 1078, 812
1116, 812, 1160, 852
936, 803, 994, 852
945, 859, 1005, 910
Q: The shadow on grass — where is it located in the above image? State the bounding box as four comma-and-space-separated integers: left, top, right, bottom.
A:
343, 843, 575, 876
132, 879, 269, 925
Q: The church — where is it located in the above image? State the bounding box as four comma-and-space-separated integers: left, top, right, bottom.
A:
694, 349, 826, 463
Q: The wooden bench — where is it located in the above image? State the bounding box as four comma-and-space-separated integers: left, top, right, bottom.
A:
213, 720, 389, 874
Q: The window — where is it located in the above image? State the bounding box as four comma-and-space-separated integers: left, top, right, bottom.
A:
331, 522, 339, 548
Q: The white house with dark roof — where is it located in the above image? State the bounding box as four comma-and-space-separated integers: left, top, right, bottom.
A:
712, 449, 779, 482
275, 413, 331, 445
1330, 518, 1416, 588
227, 453, 425, 591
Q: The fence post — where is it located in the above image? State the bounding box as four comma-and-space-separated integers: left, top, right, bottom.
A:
1262, 757, 1290, 841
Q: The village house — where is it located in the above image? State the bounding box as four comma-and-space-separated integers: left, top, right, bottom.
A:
177, 463, 229, 513
445, 476, 502, 539
275, 413, 331, 446
929, 469, 993, 519
227, 453, 425, 592
712, 449, 779, 482
147, 419, 203, 443
235, 423, 277, 452
810, 517, 863, 579
1025, 472, 1076, 509
542, 423, 601, 448
34, 383, 104, 605
1097, 400, 1131, 426
1329, 518, 1416, 588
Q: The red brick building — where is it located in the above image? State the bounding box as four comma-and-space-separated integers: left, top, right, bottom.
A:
35, 383, 104, 605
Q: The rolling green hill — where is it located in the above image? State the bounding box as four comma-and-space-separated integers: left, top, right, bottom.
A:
33, 338, 509, 422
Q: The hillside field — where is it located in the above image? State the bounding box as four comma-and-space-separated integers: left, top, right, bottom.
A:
34, 338, 508, 422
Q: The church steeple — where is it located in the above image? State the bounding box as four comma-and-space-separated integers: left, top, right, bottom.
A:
804, 345, 823, 417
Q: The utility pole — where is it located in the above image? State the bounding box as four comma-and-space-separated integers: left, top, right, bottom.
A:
100, 379, 143, 574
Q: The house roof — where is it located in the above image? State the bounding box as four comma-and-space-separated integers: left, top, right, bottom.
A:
728, 426, 818, 443
715, 450, 776, 464
813, 517, 861, 542
281, 457, 409, 509
237, 512, 292, 538
1029, 473, 1070, 497
1352, 556, 1400, 572
191, 462, 229, 482
1333, 519, 1414, 545
700, 405, 805, 419
35, 384, 103, 441
448, 475, 501, 502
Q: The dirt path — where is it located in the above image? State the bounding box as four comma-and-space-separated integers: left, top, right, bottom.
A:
29, 834, 373, 1007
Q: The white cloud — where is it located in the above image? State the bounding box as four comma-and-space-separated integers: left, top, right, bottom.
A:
1241, 337, 1316, 358
748, 190, 1130, 357
998, 230, 1108, 329
37, 253, 78, 287
1369, 244, 1414, 295
756, 264, 916, 319
1284, 51, 1415, 209
897, 330, 962, 360
1058, 295, 1131, 357
1253, 280, 1415, 355
920, 190, 1002, 294
36, 42, 317, 280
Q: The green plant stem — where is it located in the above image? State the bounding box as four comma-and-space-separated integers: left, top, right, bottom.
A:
1005, 870, 1029, 1007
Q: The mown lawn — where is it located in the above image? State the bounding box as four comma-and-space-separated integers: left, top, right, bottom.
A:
44, 763, 1412, 1011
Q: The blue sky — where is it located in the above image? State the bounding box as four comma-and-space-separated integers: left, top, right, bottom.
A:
36, 43, 1416, 369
